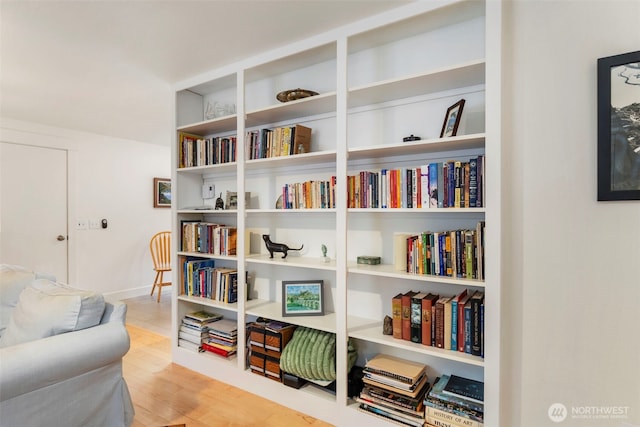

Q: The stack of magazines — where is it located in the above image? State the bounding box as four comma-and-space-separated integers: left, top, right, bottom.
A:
201, 318, 238, 358
356, 354, 429, 427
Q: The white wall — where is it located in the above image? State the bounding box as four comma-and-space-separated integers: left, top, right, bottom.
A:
504, 1, 640, 426
0, 118, 171, 299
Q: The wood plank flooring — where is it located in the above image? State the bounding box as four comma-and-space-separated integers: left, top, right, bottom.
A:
123, 294, 333, 427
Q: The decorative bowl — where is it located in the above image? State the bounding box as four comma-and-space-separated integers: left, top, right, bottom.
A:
276, 88, 319, 103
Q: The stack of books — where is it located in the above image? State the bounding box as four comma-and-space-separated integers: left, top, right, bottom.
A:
424, 375, 484, 427
202, 319, 238, 358
178, 310, 223, 352
356, 354, 429, 427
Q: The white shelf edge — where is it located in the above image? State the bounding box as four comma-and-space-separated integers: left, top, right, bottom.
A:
246, 254, 337, 271
347, 207, 485, 214
248, 208, 336, 214
347, 263, 485, 287
177, 252, 238, 262
347, 316, 484, 367
245, 300, 337, 334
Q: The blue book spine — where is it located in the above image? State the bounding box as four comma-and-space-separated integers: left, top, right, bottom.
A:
451, 299, 458, 350
464, 304, 472, 354
428, 163, 438, 208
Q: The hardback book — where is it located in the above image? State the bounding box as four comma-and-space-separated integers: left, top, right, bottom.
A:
470, 292, 484, 356
451, 290, 468, 351
457, 291, 473, 352
442, 374, 484, 404
364, 354, 427, 385
410, 292, 427, 343
291, 124, 312, 155
392, 293, 404, 339
421, 293, 439, 346
401, 291, 417, 341
428, 376, 484, 413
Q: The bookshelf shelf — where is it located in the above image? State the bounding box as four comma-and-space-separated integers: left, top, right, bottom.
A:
347, 263, 485, 288
246, 254, 337, 271
348, 60, 485, 109
347, 317, 484, 367
177, 114, 238, 136
246, 92, 337, 128
245, 300, 336, 334
244, 150, 337, 171
347, 133, 485, 161
172, 2, 501, 426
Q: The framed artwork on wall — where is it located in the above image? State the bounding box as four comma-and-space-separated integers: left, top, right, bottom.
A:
597, 50, 640, 201
282, 280, 324, 317
154, 177, 171, 208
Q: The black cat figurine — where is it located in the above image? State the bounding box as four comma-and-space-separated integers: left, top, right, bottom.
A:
262, 234, 303, 259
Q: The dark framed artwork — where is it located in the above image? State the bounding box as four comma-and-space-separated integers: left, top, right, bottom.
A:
154, 177, 171, 208
440, 99, 465, 138
597, 50, 640, 201
282, 280, 324, 317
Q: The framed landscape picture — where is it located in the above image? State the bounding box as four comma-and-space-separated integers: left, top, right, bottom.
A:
154, 177, 171, 208
440, 99, 465, 138
597, 50, 640, 201
282, 280, 324, 317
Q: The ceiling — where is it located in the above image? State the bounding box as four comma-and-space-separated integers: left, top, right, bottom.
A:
0, 0, 411, 146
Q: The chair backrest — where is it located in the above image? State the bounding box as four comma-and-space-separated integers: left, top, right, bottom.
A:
150, 231, 171, 270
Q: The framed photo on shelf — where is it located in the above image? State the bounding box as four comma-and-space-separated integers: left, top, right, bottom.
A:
153, 177, 171, 208
282, 280, 324, 317
597, 50, 640, 201
440, 99, 465, 138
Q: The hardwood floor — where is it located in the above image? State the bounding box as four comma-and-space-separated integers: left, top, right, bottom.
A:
122, 294, 333, 427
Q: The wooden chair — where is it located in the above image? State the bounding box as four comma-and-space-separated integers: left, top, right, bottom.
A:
150, 231, 171, 302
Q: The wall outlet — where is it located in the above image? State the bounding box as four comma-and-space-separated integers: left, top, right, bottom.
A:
76, 219, 88, 230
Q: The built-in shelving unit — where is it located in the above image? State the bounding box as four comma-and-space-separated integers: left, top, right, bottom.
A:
171, 1, 502, 425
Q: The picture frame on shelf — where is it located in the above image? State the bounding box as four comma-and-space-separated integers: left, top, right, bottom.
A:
597, 50, 640, 201
440, 99, 466, 138
153, 177, 171, 208
282, 280, 324, 317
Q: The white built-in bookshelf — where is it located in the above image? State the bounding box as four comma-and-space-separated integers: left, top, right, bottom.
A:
172, 1, 502, 425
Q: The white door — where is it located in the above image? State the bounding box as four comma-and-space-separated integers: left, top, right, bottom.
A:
0, 142, 68, 282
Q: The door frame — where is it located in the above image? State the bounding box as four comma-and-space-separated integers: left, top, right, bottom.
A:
0, 129, 78, 284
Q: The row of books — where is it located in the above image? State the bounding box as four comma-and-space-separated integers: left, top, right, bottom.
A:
246, 124, 312, 159
177, 310, 238, 358
280, 177, 337, 209
357, 354, 429, 427
178, 132, 237, 168
398, 221, 485, 280
180, 258, 240, 303
181, 221, 237, 256
393, 290, 485, 357
347, 156, 485, 209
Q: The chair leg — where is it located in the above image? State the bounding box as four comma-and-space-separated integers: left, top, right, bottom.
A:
151, 271, 161, 296
157, 271, 163, 302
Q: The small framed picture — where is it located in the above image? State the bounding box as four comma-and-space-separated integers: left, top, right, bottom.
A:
154, 177, 171, 208
440, 99, 466, 138
597, 50, 640, 201
282, 280, 324, 317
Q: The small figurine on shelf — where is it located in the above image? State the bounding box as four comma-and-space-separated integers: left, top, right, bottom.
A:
215, 193, 224, 210
262, 235, 303, 259
383, 316, 393, 335
321, 244, 330, 263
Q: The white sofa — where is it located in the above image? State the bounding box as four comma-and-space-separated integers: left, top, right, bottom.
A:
0, 265, 134, 427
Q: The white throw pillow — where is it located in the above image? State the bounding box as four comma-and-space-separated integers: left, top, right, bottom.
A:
0, 279, 105, 348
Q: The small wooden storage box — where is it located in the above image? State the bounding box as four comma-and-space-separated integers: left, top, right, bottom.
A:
249, 348, 282, 382
249, 321, 295, 358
